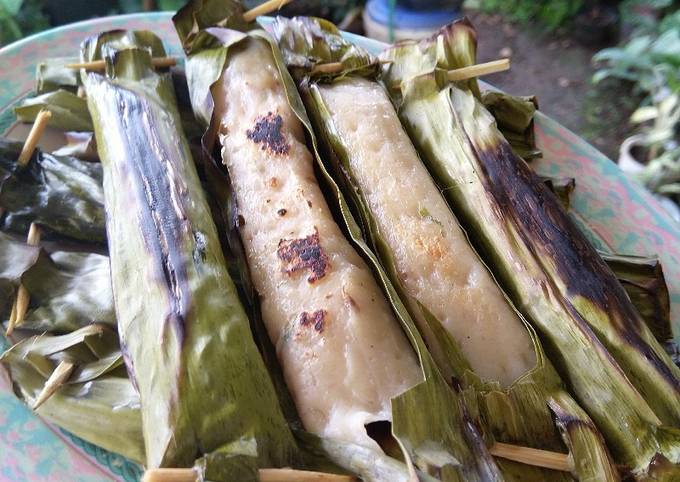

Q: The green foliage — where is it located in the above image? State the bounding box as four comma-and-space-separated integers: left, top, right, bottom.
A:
593, 5, 680, 199
470, 0, 583, 30
0, 0, 49, 45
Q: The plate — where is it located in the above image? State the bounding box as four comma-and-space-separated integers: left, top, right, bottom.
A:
0, 12, 678, 482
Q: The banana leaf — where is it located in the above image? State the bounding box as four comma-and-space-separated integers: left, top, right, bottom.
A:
481, 92, 540, 162
271, 16, 618, 482
52, 132, 98, 161
80, 30, 298, 473
539, 176, 575, 210
19, 250, 114, 332
0, 231, 41, 316
175, 3, 503, 480
0, 138, 105, 244
36, 57, 80, 94
381, 20, 680, 478
598, 251, 672, 344
14, 90, 92, 132
0, 324, 143, 463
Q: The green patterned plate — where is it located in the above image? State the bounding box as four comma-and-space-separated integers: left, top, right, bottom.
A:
0, 12, 678, 482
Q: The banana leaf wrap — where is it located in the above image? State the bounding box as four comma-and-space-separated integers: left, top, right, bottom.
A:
18, 250, 115, 332
0, 324, 143, 463
480, 92, 540, 162
597, 251, 672, 344
271, 16, 618, 482
0, 231, 41, 316
175, 3, 502, 480
0, 139, 105, 243
35, 57, 80, 94
381, 20, 680, 477
80, 30, 298, 473
14, 90, 92, 132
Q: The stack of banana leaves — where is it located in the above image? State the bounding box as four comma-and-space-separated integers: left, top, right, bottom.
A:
0, 1, 679, 481
378, 18, 680, 479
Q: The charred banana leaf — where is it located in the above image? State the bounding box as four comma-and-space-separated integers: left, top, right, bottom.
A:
381, 20, 680, 477
0, 324, 143, 463
175, 3, 503, 480
598, 251, 672, 344
0, 139, 105, 243
481, 92, 540, 162
273, 16, 618, 482
80, 30, 298, 473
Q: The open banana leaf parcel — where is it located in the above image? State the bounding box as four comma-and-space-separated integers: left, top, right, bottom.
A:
0, 139, 105, 244
380, 19, 680, 478
172, 1, 515, 480
79, 29, 301, 475
270, 15, 618, 482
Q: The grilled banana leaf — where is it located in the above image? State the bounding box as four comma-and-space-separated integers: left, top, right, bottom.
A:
176, 3, 504, 480
272, 16, 618, 482
598, 251, 672, 344
0, 324, 142, 463
14, 90, 92, 132
481, 92, 540, 162
381, 20, 680, 477
80, 30, 298, 473
0, 139, 105, 243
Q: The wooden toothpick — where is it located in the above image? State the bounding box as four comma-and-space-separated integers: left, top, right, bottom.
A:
447, 58, 510, 82
33, 360, 75, 409
142, 468, 356, 482
67, 56, 177, 72
243, 0, 294, 22
17, 110, 52, 167
6, 223, 41, 336
489, 442, 572, 473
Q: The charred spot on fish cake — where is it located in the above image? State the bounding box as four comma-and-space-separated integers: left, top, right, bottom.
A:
246, 112, 290, 155
277, 228, 330, 282
299, 309, 327, 333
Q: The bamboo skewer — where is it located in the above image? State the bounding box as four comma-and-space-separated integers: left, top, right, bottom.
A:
447, 58, 510, 81
310, 59, 508, 81
32, 360, 75, 410
6, 223, 41, 336
242, 0, 294, 22
142, 443, 571, 482
142, 468, 357, 482
489, 442, 572, 473
67, 56, 177, 72
17, 110, 52, 167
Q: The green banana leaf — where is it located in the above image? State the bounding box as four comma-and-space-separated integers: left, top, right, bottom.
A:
19, 250, 115, 332
80, 29, 298, 474
0, 230, 41, 316
597, 251, 672, 344
271, 16, 618, 482
14, 90, 92, 132
0, 139, 105, 244
35, 57, 80, 94
0, 324, 143, 463
481, 92, 541, 162
175, 3, 503, 480
381, 20, 680, 478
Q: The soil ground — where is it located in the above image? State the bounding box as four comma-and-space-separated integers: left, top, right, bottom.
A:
465, 11, 636, 160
